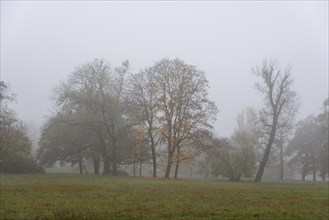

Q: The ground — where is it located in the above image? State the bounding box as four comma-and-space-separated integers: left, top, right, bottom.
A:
0, 174, 328, 219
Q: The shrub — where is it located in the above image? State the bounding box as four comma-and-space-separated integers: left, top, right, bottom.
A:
0, 157, 45, 174
116, 170, 129, 176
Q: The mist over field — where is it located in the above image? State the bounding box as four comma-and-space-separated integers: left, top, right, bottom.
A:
2, 1, 327, 136
0, 2, 328, 219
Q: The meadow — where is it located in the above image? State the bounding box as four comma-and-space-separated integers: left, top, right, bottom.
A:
0, 174, 328, 219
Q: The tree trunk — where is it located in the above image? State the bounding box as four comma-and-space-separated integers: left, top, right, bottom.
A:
102, 156, 110, 175
301, 164, 308, 181
99, 141, 110, 175
112, 158, 117, 176
165, 130, 173, 178
93, 158, 100, 175
279, 140, 284, 180
254, 116, 278, 182
165, 158, 173, 178
312, 155, 317, 181
133, 163, 136, 177
78, 157, 83, 175
148, 125, 157, 178
112, 140, 117, 176
313, 169, 317, 181
174, 147, 181, 179
174, 160, 180, 179
254, 142, 273, 182
151, 147, 157, 178
139, 162, 142, 177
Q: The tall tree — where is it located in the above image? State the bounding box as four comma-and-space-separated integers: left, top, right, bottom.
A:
50, 58, 132, 175
286, 115, 321, 181
0, 81, 43, 173
287, 99, 329, 181
152, 58, 217, 178
317, 99, 328, 180
128, 69, 161, 177
253, 59, 298, 182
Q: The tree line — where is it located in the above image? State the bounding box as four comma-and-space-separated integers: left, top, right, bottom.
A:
36, 58, 217, 178
1, 58, 327, 182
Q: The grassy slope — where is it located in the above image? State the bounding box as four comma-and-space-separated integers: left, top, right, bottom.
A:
0, 174, 328, 219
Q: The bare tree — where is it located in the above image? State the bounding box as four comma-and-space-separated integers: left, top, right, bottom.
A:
50, 58, 132, 175
128, 58, 217, 178
152, 58, 218, 178
128, 69, 161, 177
253, 59, 298, 182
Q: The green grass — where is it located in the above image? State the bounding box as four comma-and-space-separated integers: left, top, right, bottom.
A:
0, 174, 328, 219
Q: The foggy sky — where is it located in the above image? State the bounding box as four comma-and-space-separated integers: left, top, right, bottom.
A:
1, 1, 328, 137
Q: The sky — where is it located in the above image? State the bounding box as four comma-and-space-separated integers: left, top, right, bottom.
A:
1, 1, 328, 138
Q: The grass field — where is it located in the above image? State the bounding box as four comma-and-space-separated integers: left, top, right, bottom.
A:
0, 174, 328, 219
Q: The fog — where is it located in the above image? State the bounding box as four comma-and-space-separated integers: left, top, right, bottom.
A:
1, 1, 328, 137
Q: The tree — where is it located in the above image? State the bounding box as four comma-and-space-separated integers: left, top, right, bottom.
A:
152, 58, 218, 178
286, 115, 321, 180
50, 58, 132, 175
253, 59, 298, 182
128, 69, 162, 177
128, 58, 217, 178
287, 99, 328, 181
0, 110, 30, 161
200, 109, 258, 181
37, 112, 98, 174
274, 81, 298, 180
0, 81, 44, 174
317, 99, 329, 180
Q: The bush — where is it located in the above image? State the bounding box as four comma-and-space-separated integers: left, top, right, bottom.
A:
115, 170, 129, 177
0, 157, 45, 174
